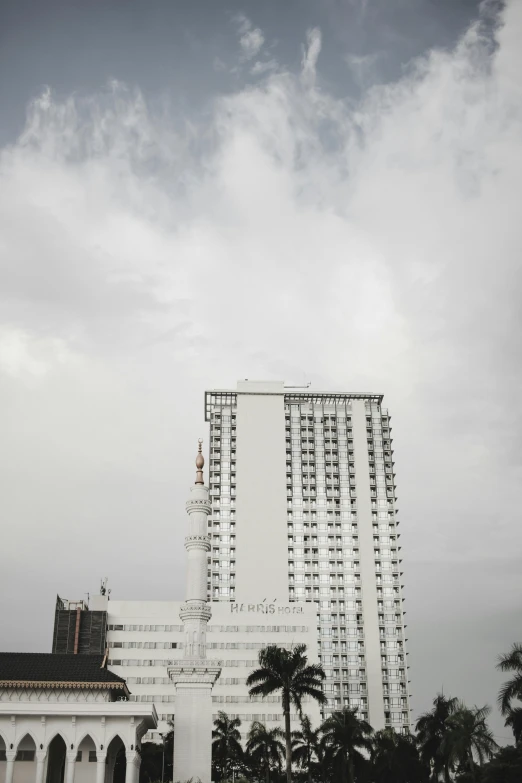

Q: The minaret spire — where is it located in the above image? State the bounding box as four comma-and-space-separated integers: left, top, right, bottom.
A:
168, 439, 221, 783
195, 438, 204, 485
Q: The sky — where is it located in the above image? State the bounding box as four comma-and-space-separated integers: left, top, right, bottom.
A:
1, 0, 521, 744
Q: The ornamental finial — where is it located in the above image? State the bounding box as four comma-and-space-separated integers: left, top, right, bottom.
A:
195, 439, 204, 484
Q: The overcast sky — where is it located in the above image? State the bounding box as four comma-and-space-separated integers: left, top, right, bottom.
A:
1, 0, 521, 743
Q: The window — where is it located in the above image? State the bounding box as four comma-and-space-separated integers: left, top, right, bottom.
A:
76, 752, 83, 762
89, 752, 97, 763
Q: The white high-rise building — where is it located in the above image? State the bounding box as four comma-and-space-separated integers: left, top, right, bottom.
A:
205, 380, 411, 733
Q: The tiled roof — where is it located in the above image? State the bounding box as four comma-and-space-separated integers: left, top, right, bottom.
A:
0, 653, 127, 690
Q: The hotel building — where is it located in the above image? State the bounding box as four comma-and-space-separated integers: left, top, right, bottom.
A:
205, 381, 411, 733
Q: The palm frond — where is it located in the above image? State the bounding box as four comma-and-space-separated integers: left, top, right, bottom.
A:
497, 673, 522, 715
496, 643, 522, 672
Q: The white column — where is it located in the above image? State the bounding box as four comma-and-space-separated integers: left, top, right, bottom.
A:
5, 751, 16, 783
105, 753, 117, 783
35, 751, 47, 783
169, 443, 221, 783
125, 752, 140, 783
65, 752, 76, 783
96, 754, 107, 783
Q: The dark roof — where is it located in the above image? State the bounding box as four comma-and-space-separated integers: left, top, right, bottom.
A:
0, 653, 128, 693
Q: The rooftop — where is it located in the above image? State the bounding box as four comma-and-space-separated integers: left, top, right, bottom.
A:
0, 653, 129, 696
205, 381, 384, 420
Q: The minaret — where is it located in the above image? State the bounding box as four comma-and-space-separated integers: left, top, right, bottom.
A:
168, 441, 221, 783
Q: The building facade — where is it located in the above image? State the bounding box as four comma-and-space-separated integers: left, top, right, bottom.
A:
103, 599, 319, 741
52, 598, 107, 656
204, 381, 411, 732
0, 653, 156, 783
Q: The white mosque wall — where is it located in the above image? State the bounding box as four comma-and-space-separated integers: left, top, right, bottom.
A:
0, 701, 156, 783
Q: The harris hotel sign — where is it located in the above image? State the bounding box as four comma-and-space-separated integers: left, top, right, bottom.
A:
230, 602, 304, 615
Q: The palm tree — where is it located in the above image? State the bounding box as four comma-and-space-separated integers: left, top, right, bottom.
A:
246, 644, 326, 783
497, 643, 522, 716
504, 706, 522, 746
319, 707, 373, 783
416, 694, 458, 782
212, 711, 243, 781
291, 715, 322, 783
246, 721, 285, 783
443, 703, 498, 783
371, 728, 428, 783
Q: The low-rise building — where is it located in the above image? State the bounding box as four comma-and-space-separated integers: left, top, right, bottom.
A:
0, 653, 156, 783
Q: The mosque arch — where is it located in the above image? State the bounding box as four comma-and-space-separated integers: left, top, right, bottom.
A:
103, 735, 126, 755
45, 735, 66, 783
75, 733, 98, 755
14, 733, 37, 756
12, 734, 37, 783
45, 733, 69, 754
105, 737, 126, 783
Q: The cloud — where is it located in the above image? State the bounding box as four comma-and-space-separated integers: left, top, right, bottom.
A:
234, 13, 265, 60
0, 327, 76, 380
301, 27, 322, 86
240, 28, 265, 60
344, 51, 380, 84
251, 58, 279, 76
1, 0, 521, 737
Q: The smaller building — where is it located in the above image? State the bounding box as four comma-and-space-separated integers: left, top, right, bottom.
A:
52, 598, 108, 656
0, 653, 156, 783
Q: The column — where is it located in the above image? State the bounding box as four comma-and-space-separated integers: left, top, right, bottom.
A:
65, 752, 76, 783
96, 753, 107, 783
35, 751, 47, 783
5, 751, 16, 783
125, 752, 140, 783
105, 753, 117, 783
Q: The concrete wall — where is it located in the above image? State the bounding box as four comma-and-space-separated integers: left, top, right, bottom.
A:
172, 683, 213, 783
234, 392, 289, 602
75, 736, 97, 783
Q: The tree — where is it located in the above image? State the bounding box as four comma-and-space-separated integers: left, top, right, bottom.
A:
443, 703, 498, 783
247, 644, 326, 783
319, 708, 373, 783
291, 715, 322, 783
371, 728, 428, 783
479, 744, 522, 783
246, 721, 285, 783
504, 707, 522, 746
140, 730, 173, 783
212, 711, 243, 782
416, 694, 459, 782
497, 644, 522, 723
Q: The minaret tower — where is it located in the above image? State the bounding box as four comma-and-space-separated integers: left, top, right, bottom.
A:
169, 441, 221, 783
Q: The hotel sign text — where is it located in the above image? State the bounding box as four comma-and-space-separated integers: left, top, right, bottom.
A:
230, 603, 303, 615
